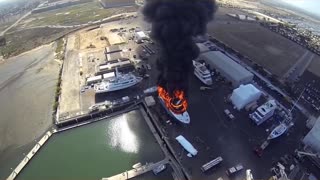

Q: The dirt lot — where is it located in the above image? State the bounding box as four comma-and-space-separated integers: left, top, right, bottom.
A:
58, 34, 81, 118
79, 27, 110, 50
207, 21, 307, 77
0, 27, 74, 58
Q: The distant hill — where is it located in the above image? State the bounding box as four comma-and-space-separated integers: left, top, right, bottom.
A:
261, 0, 320, 21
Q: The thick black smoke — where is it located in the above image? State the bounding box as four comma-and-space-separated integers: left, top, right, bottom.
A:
143, 0, 217, 95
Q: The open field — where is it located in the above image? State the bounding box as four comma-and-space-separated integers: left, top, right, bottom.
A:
0, 21, 13, 33
16, 1, 138, 29
207, 21, 307, 77
0, 27, 74, 58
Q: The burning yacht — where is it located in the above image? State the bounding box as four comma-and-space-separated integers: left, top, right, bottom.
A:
158, 86, 190, 124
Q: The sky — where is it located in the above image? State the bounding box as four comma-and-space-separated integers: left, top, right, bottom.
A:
281, 0, 320, 17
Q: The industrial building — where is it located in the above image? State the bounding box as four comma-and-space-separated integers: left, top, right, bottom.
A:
86, 75, 102, 85
105, 45, 122, 55
96, 60, 133, 75
200, 51, 253, 87
303, 117, 320, 153
196, 43, 210, 53
99, 0, 136, 9
105, 52, 124, 62
303, 117, 320, 167
135, 31, 148, 41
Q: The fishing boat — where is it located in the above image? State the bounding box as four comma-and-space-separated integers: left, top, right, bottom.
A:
267, 123, 288, 140
153, 164, 166, 175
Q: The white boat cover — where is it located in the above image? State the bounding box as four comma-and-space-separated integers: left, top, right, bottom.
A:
230, 84, 262, 110
176, 135, 198, 156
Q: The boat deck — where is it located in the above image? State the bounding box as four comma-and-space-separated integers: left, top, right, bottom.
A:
101, 158, 169, 180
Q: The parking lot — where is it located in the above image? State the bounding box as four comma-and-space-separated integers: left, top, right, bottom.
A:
149, 71, 308, 180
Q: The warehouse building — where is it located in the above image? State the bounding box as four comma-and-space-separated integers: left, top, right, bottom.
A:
100, 0, 136, 9
96, 60, 133, 75
105, 45, 122, 55
196, 43, 210, 53
86, 75, 102, 85
200, 51, 253, 87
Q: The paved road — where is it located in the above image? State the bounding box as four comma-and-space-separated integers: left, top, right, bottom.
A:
282, 50, 314, 83
0, 11, 31, 36
207, 38, 312, 118
11, 12, 138, 31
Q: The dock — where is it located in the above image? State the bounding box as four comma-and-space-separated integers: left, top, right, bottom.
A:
101, 159, 168, 180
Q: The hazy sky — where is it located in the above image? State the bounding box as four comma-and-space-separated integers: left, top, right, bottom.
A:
281, 0, 320, 17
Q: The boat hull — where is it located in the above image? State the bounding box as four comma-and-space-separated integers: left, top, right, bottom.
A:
95, 78, 142, 93
194, 71, 213, 86
158, 96, 190, 124
267, 123, 287, 140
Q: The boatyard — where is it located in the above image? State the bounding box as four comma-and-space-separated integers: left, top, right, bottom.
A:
3, 1, 320, 180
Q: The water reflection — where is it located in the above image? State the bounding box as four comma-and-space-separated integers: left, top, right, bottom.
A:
107, 114, 139, 153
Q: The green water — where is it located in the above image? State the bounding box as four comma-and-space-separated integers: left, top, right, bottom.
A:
16, 110, 165, 180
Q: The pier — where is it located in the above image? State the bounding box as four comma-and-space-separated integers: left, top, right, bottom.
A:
101, 159, 169, 180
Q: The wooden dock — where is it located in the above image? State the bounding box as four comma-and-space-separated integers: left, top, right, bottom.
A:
101, 159, 168, 180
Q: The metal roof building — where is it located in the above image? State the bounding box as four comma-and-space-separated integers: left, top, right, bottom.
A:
105, 45, 122, 54
200, 51, 253, 87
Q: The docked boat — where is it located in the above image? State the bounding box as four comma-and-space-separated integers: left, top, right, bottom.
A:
267, 123, 288, 140
193, 60, 213, 86
132, 162, 142, 169
158, 96, 190, 124
94, 70, 142, 93
143, 86, 158, 94
153, 164, 166, 175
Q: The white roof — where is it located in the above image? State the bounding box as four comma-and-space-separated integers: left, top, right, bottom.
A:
196, 43, 210, 53
256, 100, 277, 116
230, 84, 262, 110
99, 61, 131, 71
103, 72, 115, 79
87, 75, 102, 82
200, 51, 253, 85
136, 31, 147, 39
176, 135, 198, 156
303, 117, 320, 153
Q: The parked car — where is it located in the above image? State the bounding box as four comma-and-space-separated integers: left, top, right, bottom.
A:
226, 164, 243, 176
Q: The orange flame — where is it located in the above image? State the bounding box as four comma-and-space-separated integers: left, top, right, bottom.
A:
158, 86, 188, 114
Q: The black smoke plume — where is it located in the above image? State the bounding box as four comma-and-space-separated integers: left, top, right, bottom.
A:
143, 0, 217, 95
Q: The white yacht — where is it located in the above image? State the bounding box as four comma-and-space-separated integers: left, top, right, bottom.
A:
159, 96, 190, 124
94, 70, 142, 93
193, 60, 213, 86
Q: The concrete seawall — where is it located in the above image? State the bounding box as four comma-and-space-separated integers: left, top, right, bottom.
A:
6, 129, 57, 180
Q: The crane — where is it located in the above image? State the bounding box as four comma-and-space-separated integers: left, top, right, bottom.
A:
295, 150, 320, 159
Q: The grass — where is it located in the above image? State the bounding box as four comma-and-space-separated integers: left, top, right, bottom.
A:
55, 38, 65, 60
18, 1, 137, 28
0, 27, 74, 58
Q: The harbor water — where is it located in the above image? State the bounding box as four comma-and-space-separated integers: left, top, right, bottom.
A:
16, 110, 166, 180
